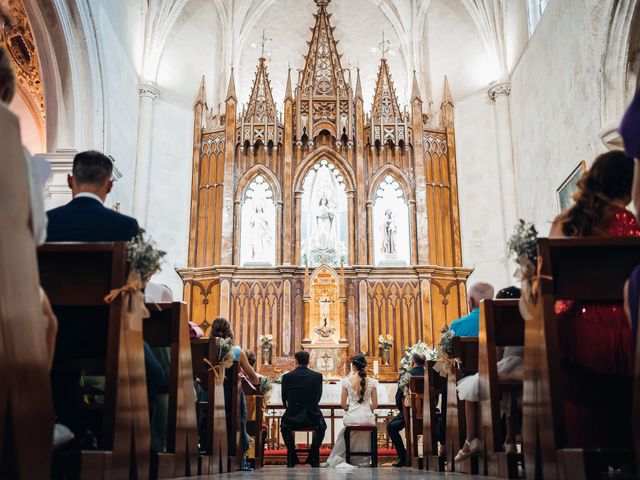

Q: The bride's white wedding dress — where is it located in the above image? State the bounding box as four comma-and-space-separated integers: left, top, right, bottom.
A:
323, 375, 378, 469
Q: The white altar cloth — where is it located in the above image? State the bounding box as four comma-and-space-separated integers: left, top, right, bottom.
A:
267, 381, 397, 408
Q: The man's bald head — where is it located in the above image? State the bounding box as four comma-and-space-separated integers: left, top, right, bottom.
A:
468, 282, 494, 311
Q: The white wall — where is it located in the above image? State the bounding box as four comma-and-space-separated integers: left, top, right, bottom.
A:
510, 0, 611, 235
145, 99, 194, 297
455, 91, 511, 291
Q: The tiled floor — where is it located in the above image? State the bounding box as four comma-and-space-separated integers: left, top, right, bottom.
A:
178, 465, 485, 479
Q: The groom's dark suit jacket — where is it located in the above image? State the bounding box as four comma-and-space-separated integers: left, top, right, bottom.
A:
281, 366, 326, 429
46, 196, 139, 242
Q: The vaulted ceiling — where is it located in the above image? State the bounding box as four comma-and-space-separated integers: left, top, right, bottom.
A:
150, 0, 528, 111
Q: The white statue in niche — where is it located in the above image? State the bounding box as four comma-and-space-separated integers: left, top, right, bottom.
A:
313, 194, 336, 250
248, 203, 273, 262
300, 159, 348, 266
240, 175, 276, 266
373, 175, 410, 266
382, 208, 397, 254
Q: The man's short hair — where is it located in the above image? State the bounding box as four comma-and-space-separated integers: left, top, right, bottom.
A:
412, 352, 426, 366
468, 282, 495, 304
0, 48, 16, 104
294, 350, 310, 366
72, 150, 113, 185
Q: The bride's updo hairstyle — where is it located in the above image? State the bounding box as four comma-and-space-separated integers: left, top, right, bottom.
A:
352, 354, 367, 403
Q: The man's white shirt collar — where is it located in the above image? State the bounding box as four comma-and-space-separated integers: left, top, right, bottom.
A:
75, 192, 104, 205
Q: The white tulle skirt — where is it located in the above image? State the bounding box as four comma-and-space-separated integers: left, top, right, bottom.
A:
323, 403, 376, 468
456, 347, 524, 409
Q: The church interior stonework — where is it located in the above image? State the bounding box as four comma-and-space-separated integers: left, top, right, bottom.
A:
2, 0, 640, 477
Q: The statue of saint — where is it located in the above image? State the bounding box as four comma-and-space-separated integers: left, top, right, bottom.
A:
313, 194, 336, 250
248, 203, 273, 262
382, 208, 397, 254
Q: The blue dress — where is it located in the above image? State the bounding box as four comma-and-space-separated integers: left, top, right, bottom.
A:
224, 345, 249, 453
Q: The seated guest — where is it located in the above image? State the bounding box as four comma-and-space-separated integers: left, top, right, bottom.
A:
550, 151, 639, 448
624, 265, 640, 349
209, 318, 259, 471
46, 151, 166, 447
449, 281, 494, 460
387, 352, 426, 467
455, 286, 522, 460
46, 150, 138, 242
619, 87, 640, 218
280, 350, 325, 468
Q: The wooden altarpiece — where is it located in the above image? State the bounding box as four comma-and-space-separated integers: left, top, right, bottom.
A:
179, 0, 471, 378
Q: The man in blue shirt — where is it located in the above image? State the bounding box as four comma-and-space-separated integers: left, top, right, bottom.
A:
449, 282, 495, 337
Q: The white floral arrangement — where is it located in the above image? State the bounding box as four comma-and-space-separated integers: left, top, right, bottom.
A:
399, 341, 437, 390
259, 334, 273, 348
378, 334, 393, 350
218, 337, 235, 365
127, 228, 166, 281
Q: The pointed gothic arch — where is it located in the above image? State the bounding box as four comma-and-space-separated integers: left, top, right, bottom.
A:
233, 165, 282, 265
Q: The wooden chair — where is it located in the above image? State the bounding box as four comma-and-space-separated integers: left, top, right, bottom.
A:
525, 237, 640, 479
190, 336, 228, 475
405, 376, 424, 469
38, 242, 150, 479
422, 360, 447, 471
143, 302, 198, 478
478, 299, 524, 478
445, 336, 479, 474
344, 425, 378, 466
0, 104, 54, 479
242, 378, 265, 469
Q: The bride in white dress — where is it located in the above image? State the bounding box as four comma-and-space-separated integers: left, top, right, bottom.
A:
323, 355, 378, 468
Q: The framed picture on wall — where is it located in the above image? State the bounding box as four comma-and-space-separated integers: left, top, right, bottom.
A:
556, 160, 587, 212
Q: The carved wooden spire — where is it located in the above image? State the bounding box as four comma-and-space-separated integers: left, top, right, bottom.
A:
195, 75, 207, 106
226, 68, 236, 101
355, 67, 363, 101
298, 0, 348, 97
411, 70, 422, 103
371, 58, 401, 123
244, 57, 277, 123
441, 75, 454, 129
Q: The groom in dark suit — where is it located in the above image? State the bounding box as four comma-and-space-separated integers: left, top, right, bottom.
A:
46, 150, 139, 242
280, 350, 326, 467
387, 352, 426, 467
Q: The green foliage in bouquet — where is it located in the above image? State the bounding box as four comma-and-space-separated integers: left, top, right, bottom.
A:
259, 376, 273, 396
399, 341, 436, 381
507, 219, 538, 265
127, 228, 166, 280
218, 337, 235, 363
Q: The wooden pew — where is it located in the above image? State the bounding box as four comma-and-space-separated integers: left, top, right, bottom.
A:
445, 336, 479, 474
38, 242, 150, 479
525, 237, 640, 479
0, 103, 54, 479
226, 360, 243, 471
190, 336, 228, 474
422, 360, 447, 471
478, 299, 524, 478
242, 378, 265, 469
404, 376, 424, 469
143, 302, 198, 478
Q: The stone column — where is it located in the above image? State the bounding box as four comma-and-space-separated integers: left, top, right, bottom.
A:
133, 82, 159, 225
488, 82, 518, 251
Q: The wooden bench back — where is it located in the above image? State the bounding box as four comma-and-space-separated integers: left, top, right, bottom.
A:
453, 336, 479, 378
144, 302, 198, 477
409, 376, 425, 420
38, 242, 149, 479
423, 360, 446, 470
529, 237, 640, 478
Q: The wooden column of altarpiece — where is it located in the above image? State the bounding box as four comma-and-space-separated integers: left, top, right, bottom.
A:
179, 0, 470, 377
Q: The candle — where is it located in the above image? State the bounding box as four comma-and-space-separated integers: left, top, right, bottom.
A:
373, 360, 379, 376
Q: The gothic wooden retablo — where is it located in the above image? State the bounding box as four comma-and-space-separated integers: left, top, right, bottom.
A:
179, 0, 471, 377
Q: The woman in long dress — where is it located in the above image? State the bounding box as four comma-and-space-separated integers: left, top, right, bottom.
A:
323, 355, 378, 468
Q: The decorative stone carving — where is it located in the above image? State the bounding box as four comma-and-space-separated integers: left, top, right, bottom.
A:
138, 82, 160, 100
487, 81, 512, 101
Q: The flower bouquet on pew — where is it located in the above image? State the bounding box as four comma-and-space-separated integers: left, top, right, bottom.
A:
432, 325, 460, 379
127, 228, 166, 283
259, 376, 274, 408
507, 219, 541, 319
398, 342, 436, 396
